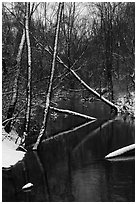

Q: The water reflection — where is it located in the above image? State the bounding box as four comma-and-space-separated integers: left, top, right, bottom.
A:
38, 117, 134, 202
2, 151, 49, 202
2, 97, 135, 201
72, 159, 134, 202
73, 118, 135, 161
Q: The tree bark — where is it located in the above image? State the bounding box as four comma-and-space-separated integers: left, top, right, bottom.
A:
105, 3, 114, 101
67, 3, 76, 89
4, 29, 25, 133
33, 3, 64, 150
22, 2, 32, 144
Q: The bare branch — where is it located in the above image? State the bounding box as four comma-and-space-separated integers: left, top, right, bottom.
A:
49, 106, 97, 120
30, 2, 41, 17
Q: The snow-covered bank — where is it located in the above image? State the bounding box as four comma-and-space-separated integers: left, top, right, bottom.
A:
2, 143, 25, 168
2, 126, 25, 168
116, 92, 135, 117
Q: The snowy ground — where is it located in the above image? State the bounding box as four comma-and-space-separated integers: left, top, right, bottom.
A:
2, 126, 25, 168
2, 142, 25, 168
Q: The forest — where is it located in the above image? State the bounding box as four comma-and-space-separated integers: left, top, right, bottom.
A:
2, 2, 135, 202
2, 2, 135, 150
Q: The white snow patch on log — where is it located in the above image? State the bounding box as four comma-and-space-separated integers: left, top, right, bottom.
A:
105, 144, 135, 159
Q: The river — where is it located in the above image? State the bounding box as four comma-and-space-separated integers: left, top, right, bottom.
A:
2, 95, 135, 201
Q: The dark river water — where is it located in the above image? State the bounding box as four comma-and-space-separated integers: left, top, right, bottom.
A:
2, 96, 135, 202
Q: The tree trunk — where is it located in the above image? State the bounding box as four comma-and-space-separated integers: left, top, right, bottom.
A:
104, 3, 114, 101
33, 3, 64, 150
4, 29, 25, 133
67, 3, 75, 89
38, 41, 118, 112
30, 7, 119, 113
56, 54, 118, 112
22, 2, 32, 144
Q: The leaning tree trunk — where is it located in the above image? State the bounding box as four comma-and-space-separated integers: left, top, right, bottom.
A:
34, 41, 118, 113
22, 2, 32, 144
30, 12, 119, 113
4, 29, 25, 133
33, 2, 64, 150
55, 53, 118, 112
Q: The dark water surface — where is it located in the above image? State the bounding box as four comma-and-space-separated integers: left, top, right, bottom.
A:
2, 98, 135, 202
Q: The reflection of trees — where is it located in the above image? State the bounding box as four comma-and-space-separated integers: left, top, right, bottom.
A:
2, 152, 50, 202
71, 159, 134, 201
72, 161, 109, 201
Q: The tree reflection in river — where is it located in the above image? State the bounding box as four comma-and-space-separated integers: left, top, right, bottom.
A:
2, 99, 135, 202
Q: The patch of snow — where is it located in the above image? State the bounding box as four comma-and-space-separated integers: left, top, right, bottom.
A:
105, 144, 135, 159
2, 126, 21, 149
22, 183, 33, 190
2, 143, 25, 168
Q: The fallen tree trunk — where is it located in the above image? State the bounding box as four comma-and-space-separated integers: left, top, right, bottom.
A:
105, 144, 135, 159
49, 106, 96, 120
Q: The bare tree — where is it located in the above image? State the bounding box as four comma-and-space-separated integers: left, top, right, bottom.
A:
33, 2, 64, 150
22, 2, 32, 144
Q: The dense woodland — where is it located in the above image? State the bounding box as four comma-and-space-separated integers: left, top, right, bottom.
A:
2, 2, 135, 150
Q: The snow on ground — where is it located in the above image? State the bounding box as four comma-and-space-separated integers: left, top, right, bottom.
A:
2, 126, 25, 168
116, 92, 135, 116
2, 143, 25, 168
